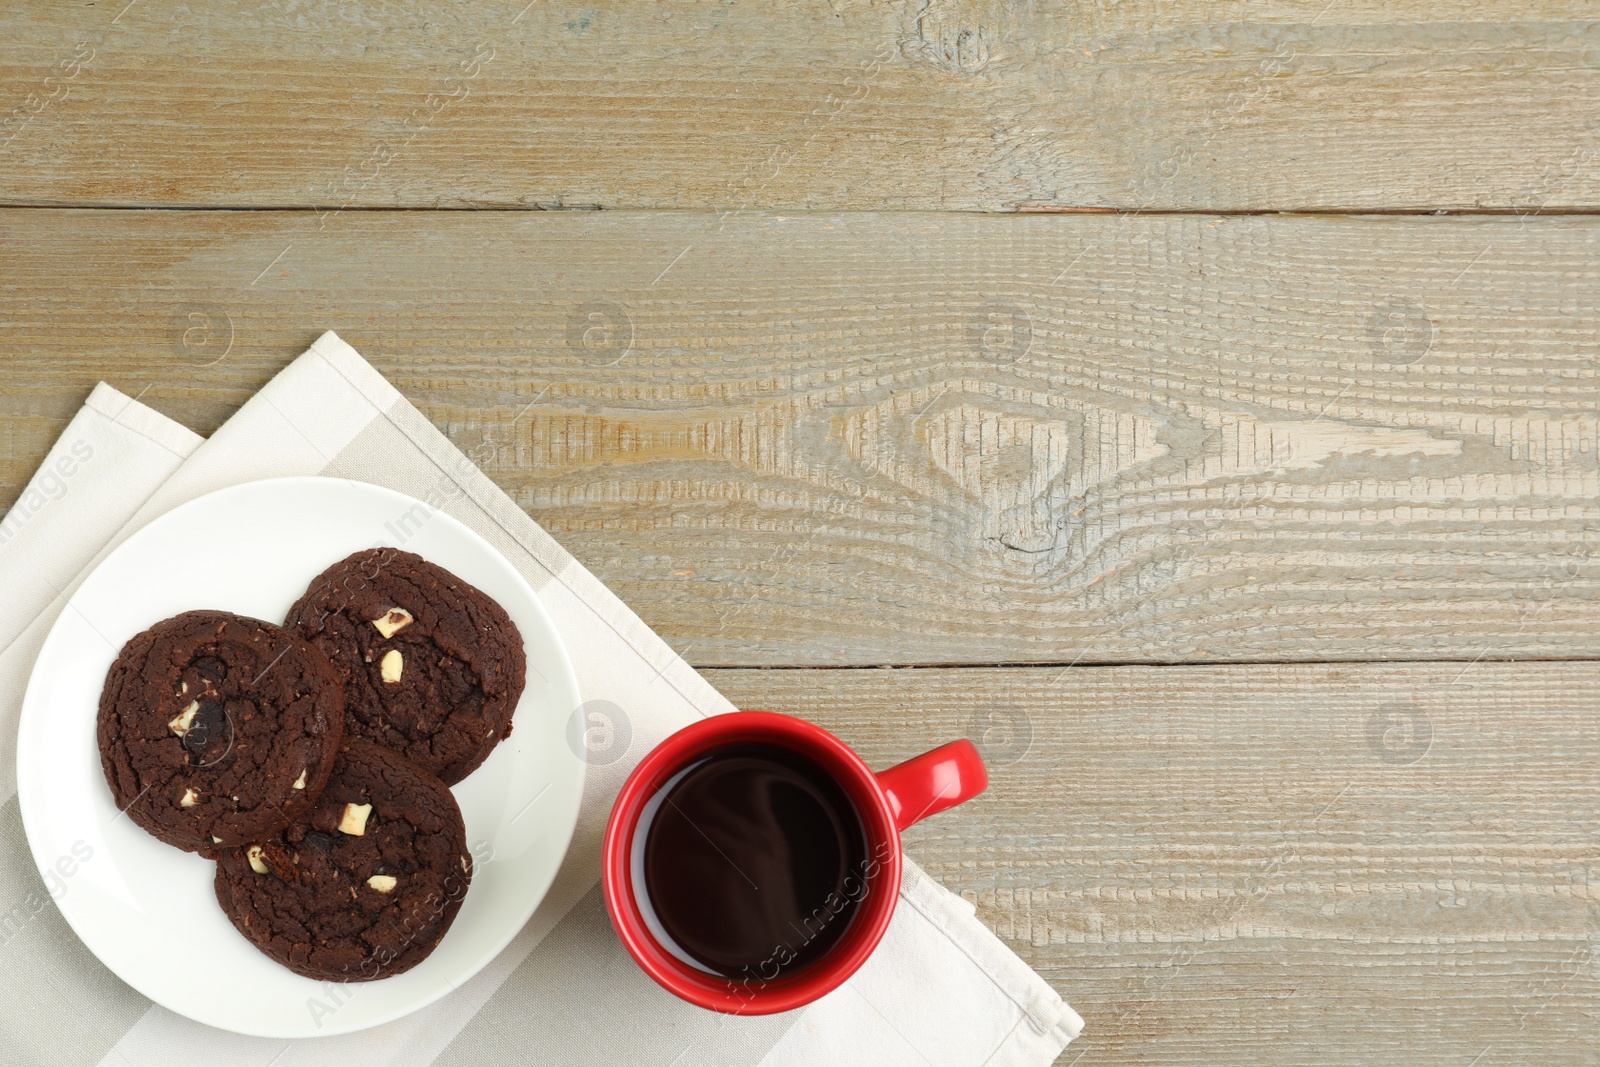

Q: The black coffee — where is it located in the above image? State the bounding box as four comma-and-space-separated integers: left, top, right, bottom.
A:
641, 743, 869, 979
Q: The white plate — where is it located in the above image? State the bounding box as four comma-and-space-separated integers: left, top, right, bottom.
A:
16, 477, 584, 1038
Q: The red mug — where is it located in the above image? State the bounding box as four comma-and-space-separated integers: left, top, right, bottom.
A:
602, 710, 988, 1014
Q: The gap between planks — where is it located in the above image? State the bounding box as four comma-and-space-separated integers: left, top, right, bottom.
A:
8, 204, 1600, 218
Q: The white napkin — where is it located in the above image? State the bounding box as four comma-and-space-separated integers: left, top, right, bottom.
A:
0, 333, 1082, 1067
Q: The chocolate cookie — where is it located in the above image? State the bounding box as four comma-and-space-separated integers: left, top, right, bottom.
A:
214, 740, 472, 981
97, 610, 345, 855
285, 548, 525, 785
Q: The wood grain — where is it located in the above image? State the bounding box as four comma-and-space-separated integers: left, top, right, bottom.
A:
5, 6, 1596, 1064
707, 662, 1600, 1066
2, 208, 1599, 666
1, 3, 1598, 211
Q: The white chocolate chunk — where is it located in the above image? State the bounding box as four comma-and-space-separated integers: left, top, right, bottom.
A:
168, 701, 199, 736
380, 649, 404, 684
211, 835, 223, 844
366, 874, 398, 893
292, 769, 307, 790
246, 845, 270, 875
180, 788, 199, 808
338, 802, 372, 836
372, 607, 414, 638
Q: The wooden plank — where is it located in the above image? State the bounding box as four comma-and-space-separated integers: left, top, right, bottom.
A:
2, 208, 1599, 665
707, 662, 1600, 1066
1, 3, 1598, 211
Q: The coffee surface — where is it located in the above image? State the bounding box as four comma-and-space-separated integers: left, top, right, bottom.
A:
641, 743, 868, 978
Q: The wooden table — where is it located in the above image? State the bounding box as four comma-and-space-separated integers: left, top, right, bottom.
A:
3, 4, 1597, 1063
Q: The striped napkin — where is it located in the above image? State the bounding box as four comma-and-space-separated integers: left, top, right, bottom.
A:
0, 332, 1082, 1067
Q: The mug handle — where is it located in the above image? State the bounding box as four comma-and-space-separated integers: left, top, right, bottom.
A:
876, 739, 989, 832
